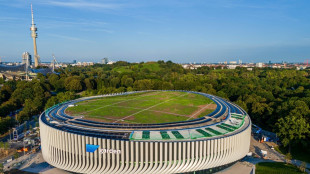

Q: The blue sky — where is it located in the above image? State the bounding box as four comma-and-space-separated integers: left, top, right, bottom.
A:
0, 0, 310, 63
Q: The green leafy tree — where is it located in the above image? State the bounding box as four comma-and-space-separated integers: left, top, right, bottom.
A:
110, 77, 120, 88
56, 91, 76, 102
124, 78, 134, 87
84, 78, 96, 90
0, 163, 3, 173
65, 76, 83, 91
45, 96, 58, 109
133, 79, 154, 91
276, 115, 310, 152
285, 153, 292, 164
13, 152, 19, 159
68, 79, 83, 91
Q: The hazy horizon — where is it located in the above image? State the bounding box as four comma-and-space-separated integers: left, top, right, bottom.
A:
0, 0, 310, 63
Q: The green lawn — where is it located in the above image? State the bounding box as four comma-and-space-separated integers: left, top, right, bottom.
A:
112, 66, 133, 73
139, 62, 161, 72
275, 145, 310, 164
197, 109, 214, 118
66, 91, 214, 124
130, 110, 190, 124
256, 162, 305, 174
112, 62, 161, 73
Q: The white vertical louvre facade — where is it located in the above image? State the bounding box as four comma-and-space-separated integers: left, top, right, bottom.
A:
40, 91, 251, 174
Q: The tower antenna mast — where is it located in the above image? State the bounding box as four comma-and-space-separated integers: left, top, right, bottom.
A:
52, 54, 60, 72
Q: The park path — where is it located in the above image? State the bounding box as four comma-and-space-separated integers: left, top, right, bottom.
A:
249, 136, 310, 173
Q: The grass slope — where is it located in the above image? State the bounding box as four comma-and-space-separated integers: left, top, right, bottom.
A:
112, 62, 161, 73
256, 162, 305, 174
275, 145, 310, 164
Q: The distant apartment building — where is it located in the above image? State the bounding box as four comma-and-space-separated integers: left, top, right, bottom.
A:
73, 62, 95, 66
22, 52, 32, 66
102, 57, 109, 64
227, 65, 238, 69
256, 62, 264, 68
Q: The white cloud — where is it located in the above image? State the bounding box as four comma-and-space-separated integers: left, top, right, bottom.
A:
0, 16, 25, 22
81, 28, 114, 33
48, 33, 92, 42
45, 0, 124, 10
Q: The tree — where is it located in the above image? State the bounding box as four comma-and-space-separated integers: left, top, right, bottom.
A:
0, 116, 15, 134
0, 84, 13, 105
0, 163, 3, 173
285, 153, 292, 164
48, 74, 60, 89
110, 77, 120, 88
133, 79, 154, 90
13, 152, 19, 159
45, 96, 58, 109
68, 79, 83, 91
56, 91, 76, 102
65, 76, 83, 92
124, 78, 134, 87
127, 87, 133, 92
4, 142, 9, 149
276, 115, 310, 152
84, 78, 96, 90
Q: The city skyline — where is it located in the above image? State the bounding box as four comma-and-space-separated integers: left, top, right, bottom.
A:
0, 0, 310, 63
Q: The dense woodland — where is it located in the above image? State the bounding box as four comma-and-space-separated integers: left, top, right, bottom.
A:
0, 60, 309, 155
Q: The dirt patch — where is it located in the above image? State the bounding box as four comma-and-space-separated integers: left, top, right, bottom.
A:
126, 116, 136, 121
188, 103, 217, 119
140, 92, 158, 96
64, 110, 74, 116
65, 109, 89, 117
158, 103, 194, 114
149, 109, 188, 117
203, 103, 217, 110
0, 149, 15, 159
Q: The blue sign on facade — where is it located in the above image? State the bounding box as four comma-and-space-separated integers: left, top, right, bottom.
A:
86, 144, 99, 153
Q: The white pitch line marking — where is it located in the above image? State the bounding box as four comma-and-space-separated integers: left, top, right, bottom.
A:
113, 93, 189, 123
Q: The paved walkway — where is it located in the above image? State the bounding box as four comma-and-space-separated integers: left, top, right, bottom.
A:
4, 152, 69, 174
20, 152, 70, 174
217, 136, 310, 174
249, 136, 310, 174
216, 162, 254, 174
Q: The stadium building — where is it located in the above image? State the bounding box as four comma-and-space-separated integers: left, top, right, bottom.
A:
39, 90, 251, 174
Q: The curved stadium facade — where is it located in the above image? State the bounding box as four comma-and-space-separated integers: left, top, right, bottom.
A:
39, 91, 251, 174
